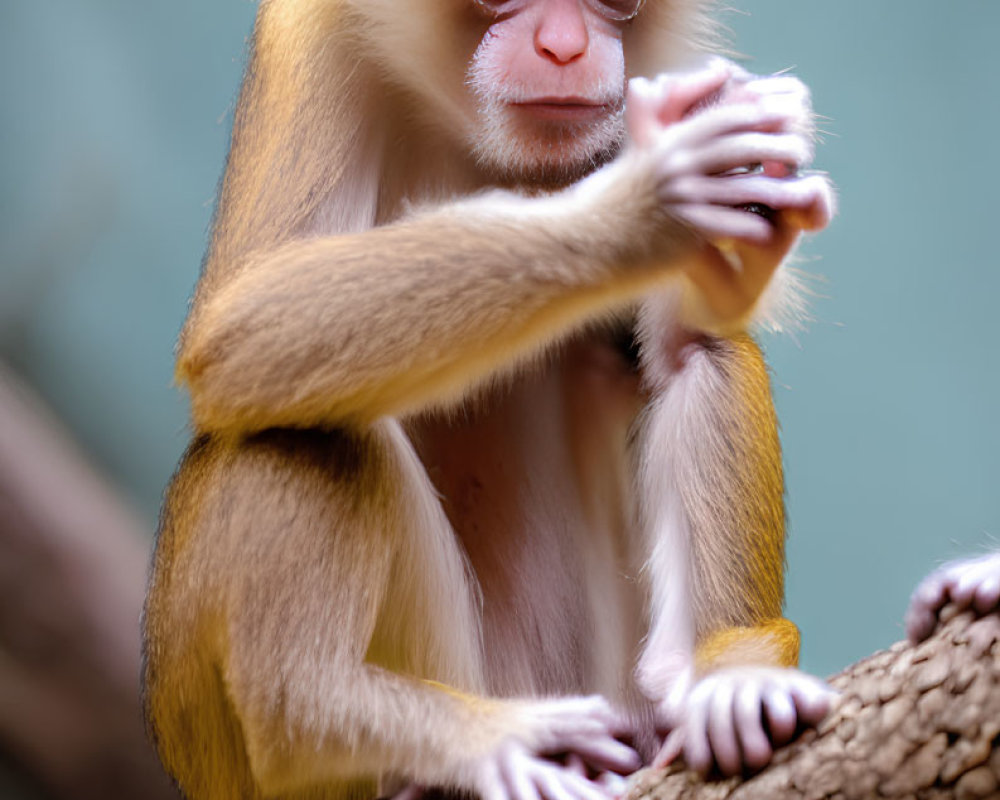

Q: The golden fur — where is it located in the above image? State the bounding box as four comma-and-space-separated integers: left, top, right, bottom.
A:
143, 1, 807, 798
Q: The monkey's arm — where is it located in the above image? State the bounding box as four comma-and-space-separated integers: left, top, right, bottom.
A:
633, 334, 833, 776
180, 70, 823, 435
628, 66, 833, 337
624, 67, 836, 775
177, 159, 689, 435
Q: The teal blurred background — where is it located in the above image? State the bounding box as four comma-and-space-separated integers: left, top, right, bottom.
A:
1, 0, 998, 771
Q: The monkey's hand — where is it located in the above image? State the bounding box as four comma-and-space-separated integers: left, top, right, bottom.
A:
470, 696, 641, 800
625, 63, 835, 331
653, 667, 836, 777
905, 552, 1000, 643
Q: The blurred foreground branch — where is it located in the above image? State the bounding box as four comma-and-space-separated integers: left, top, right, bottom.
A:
628, 609, 1000, 800
0, 365, 176, 798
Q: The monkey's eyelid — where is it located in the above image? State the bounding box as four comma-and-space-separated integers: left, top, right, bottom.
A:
472, 0, 645, 22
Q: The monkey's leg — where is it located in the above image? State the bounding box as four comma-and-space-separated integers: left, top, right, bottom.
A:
145, 422, 490, 797
144, 422, 637, 799
630, 320, 832, 775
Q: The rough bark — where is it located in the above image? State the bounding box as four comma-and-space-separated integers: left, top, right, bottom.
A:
627, 609, 1000, 800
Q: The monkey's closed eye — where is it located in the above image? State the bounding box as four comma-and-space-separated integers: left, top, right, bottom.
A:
474, 0, 645, 23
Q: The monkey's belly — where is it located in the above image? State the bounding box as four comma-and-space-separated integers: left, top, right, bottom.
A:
408, 338, 644, 700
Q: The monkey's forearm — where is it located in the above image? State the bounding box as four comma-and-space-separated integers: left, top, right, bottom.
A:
230, 660, 517, 794
636, 334, 793, 695
179, 163, 693, 434
683, 335, 788, 645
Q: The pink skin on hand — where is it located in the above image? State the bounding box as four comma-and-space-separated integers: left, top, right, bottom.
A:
905, 552, 1000, 643
626, 62, 835, 240
652, 667, 837, 777
625, 61, 835, 325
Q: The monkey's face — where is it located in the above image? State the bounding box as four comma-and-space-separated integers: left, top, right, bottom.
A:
466, 0, 632, 188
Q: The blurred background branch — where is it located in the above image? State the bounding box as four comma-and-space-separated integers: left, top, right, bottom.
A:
0, 367, 176, 798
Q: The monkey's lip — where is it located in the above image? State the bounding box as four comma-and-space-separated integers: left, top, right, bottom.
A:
511, 98, 611, 122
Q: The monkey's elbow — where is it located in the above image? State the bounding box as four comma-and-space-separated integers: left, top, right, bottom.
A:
175, 338, 208, 390
175, 334, 244, 435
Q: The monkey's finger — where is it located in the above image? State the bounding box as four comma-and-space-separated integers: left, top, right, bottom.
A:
681, 683, 713, 774
659, 95, 807, 155
905, 606, 938, 644
787, 675, 838, 726
664, 175, 830, 219
953, 569, 985, 606
484, 784, 511, 800
651, 60, 734, 123
733, 680, 772, 771
479, 772, 511, 800
781, 172, 837, 230
738, 81, 811, 122
540, 766, 613, 800
671, 204, 774, 244
761, 686, 797, 745
564, 754, 587, 777
905, 577, 950, 643
537, 695, 620, 735
689, 133, 813, 177
729, 213, 800, 291
705, 679, 741, 776
502, 751, 543, 800
564, 737, 642, 776
740, 79, 814, 136
911, 573, 950, 617
973, 576, 1000, 614
741, 75, 811, 99
651, 728, 685, 769
531, 766, 580, 800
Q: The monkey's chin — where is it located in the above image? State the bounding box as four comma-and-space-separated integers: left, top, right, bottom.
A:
471, 115, 625, 191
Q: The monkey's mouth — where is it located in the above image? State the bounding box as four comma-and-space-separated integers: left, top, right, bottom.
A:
510, 98, 613, 123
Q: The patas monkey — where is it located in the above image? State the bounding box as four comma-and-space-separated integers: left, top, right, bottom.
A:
143, 0, 836, 797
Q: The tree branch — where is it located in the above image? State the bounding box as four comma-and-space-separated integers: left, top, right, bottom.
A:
0, 365, 177, 799
628, 609, 1000, 800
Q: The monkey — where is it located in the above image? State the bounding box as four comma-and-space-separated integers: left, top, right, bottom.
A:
906, 551, 1000, 643
142, 1, 837, 798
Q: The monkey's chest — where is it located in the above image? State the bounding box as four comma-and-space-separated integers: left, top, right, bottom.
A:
407, 338, 644, 696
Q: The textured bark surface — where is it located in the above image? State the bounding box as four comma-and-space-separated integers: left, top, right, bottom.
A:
627, 609, 1000, 800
